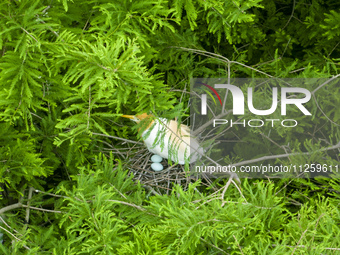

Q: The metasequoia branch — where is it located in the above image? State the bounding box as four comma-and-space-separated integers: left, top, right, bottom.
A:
0, 202, 62, 215
214, 141, 340, 176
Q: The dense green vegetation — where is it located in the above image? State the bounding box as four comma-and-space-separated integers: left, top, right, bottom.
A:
0, 0, 339, 254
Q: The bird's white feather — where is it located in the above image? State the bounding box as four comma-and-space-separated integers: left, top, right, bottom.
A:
141, 118, 203, 164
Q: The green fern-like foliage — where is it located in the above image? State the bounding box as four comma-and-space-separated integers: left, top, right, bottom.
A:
0, 0, 340, 253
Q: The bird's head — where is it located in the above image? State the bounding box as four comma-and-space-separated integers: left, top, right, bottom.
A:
121, 113, 155, 133
121, 113, 150, 123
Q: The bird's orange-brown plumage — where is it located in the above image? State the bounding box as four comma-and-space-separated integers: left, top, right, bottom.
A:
122, 113, 203, 164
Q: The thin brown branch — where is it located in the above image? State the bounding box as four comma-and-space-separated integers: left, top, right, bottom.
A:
200, 237, 230, 254
233, 235, 244, 255
0, 203, 23, 215
25, 187, 34, 225
282, 0, 295, 30
0, 226, 30, 250
20, 27, 39, 44
311, 74, 340, 94
92, 132, 143, 145
106, 199, 160, 218
216, 141, 340, 172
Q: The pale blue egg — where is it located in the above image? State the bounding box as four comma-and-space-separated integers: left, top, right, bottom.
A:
151, 154, 163, 163
151, 162, 163, 171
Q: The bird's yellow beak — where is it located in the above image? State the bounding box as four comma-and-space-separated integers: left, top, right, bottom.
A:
121, 115, 135, 119
122, 114, 141, 123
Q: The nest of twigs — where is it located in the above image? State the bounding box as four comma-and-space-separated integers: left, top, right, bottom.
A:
127, 148, 197, 195
104, 138, 216, 195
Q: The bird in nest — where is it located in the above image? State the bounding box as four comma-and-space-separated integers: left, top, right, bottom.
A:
122, 113, 203, 165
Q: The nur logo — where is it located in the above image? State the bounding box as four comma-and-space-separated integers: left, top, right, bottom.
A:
200, 83, 312, 116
